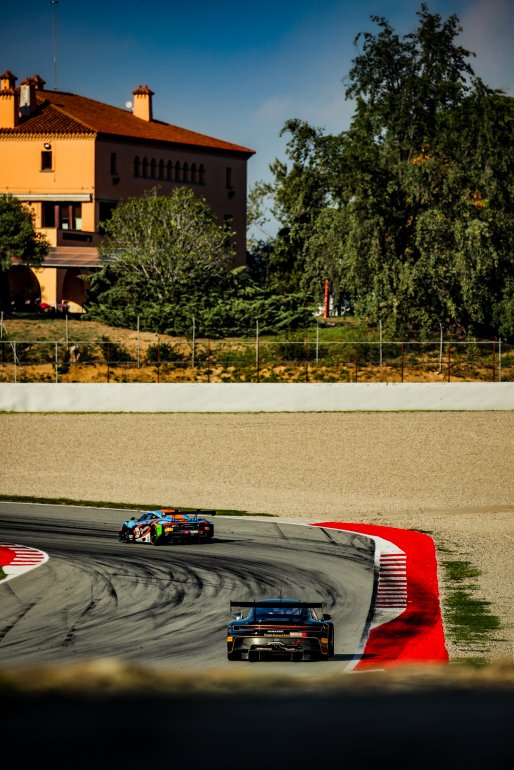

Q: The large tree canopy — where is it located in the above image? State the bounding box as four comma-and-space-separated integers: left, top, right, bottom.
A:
254, 3, 514, 338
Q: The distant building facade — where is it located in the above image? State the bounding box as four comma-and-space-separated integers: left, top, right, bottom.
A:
0, 70, 254, 311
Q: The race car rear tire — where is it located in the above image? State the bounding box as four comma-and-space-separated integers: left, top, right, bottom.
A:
227, 651, 241, 661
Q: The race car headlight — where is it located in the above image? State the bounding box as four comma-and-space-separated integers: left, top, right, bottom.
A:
321, 637, 329, 645
226, 636, 233, 642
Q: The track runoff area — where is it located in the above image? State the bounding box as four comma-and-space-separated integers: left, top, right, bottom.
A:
0, 515, 446, 668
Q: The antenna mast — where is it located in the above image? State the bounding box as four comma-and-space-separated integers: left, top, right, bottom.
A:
51, 1, 59, 90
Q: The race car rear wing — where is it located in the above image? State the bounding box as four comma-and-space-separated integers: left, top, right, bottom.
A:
230, 600, 324, 609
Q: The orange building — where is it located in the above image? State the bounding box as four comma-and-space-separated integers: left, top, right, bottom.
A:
0, 70, 254, 312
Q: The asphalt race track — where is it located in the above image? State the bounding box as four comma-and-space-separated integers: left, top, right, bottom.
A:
0, 502, 375, 671
2, 502, 512, 769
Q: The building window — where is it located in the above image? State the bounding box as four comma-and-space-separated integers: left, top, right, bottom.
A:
166, 160, 173, 181
41, 151, 53, 171
142, 158, 148, 178
110, 152, 118, 175
175, 161, 182, 182
150, 158, 157, 178
199, 164, 206, 184
99, 201, 117, 232
42, 202, 82, 230
42, 202, 56, 227
134, 156, 141, 177
191, 163, 198, 184
59, 203, 82, 230
158, 160, 165, 180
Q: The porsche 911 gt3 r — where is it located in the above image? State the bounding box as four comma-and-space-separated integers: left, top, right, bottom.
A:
227, 599, 334, 661
119, 509, 214, 545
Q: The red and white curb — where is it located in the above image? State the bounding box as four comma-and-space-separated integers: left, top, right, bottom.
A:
0, 543, 49, 583
312, 522, 448, 669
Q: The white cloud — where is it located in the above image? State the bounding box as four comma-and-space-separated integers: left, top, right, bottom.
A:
253, 95, 294, 122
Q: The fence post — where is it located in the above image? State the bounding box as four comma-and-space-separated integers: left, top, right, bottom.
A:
305, 338, 309, 383
55, 342, 58, 383
106, 341, 110, 383
499, 338, 502, 382
207, 339, 211, 383
157, 335, 161, 383
137, 315, 140, 369
316, 323, 319, 364
379, 320, 383, 367
492, 340, 496, 382
256, 321, 259, 383
447, 343, 451, 382
354, 345, 359, 382
401, 342, 404, 383
438, 323, 443, 373
13, 341, 17, 383
192, 316, 195, 369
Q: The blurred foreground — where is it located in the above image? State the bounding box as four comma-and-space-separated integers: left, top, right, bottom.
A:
2, 659, 513, 769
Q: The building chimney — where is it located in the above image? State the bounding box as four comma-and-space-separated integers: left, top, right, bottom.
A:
0, 70, 18, 128
132, 84, 154, 122
31, 74, 46, 91
19, 77, 37, 117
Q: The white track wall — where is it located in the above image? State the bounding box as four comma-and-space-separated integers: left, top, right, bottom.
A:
0, 382, 513, 412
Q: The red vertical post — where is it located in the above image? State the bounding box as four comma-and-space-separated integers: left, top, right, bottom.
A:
323, 279, 330, 319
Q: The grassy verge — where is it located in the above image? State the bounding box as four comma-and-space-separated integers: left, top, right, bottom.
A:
441, 558, 502, 666
0, 494, 275, 516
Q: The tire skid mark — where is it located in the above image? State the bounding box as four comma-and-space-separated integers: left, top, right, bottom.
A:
0, 602, 36, 644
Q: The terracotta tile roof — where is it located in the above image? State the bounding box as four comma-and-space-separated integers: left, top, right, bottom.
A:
0, 88, 254, 156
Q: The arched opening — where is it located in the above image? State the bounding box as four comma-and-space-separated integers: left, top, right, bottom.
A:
133, 156, 141, 177
199, 164, 206, 184
166, 160, 173, 181
158, 159, 165, 180
183, 162, 190, 182
150, 158, 157, 178
174, 161, 182, 182
61, 268, 87, 312
142, 157, 149, 178
7, 266, 41, 311
191, 163, 198, 183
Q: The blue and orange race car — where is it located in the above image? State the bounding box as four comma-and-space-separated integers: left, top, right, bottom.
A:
119, 509, 215, 546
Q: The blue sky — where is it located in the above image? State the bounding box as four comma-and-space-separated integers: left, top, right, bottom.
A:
2, 0, 513, 237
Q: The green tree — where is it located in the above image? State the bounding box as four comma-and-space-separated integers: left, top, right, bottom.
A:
260, 3, 514, 337
97, 187, 235, 304
0, 194, 48, 304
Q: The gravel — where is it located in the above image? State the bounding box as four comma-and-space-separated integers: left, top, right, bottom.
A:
1, 411, 512, 661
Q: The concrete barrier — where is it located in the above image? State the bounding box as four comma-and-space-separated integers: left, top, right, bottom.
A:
0, 381, 513, 412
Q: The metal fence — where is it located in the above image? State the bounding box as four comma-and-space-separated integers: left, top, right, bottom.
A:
0, 338, 511, 383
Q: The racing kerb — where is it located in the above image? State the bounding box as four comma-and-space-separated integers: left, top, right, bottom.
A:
313, 522, 448, 669
0, 543, 48, 583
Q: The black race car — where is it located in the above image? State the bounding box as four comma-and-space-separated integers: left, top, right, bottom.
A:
227, 599, 335, 661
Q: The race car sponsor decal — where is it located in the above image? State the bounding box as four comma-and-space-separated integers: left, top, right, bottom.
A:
0, 543, 49, 584
312, 522, 448, 668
